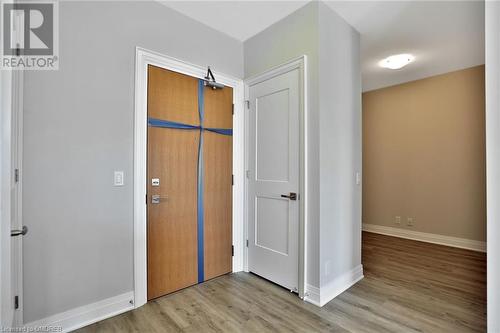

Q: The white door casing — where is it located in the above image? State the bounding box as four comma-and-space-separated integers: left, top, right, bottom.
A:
248, 68, 300, 291
134, 47, 245, 308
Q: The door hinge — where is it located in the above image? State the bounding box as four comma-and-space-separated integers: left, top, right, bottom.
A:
14, 169, 19, 183
246, 239, 249, 247
232, 174, 234, 186
232, 103, 234, 115
145, 194, 147, 204
246, 170, 250, 179
232, 245, 234, 257
14, 296, 18, 309
245, 100, 250, 109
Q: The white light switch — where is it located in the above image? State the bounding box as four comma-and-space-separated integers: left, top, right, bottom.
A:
114, 171, 124, 186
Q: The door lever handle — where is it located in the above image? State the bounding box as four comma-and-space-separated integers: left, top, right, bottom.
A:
150, 194, 168, 204
11, 226, 28, 237
281, 192, 297, 200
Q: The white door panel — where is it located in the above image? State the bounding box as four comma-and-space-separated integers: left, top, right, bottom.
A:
256, 89, 290, 182
248, 69, 299, 291
255, 196, 289, 255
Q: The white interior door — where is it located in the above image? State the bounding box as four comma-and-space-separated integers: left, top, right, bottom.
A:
1, 69, 23, 328
1, 69, 14, 328
248, 68, 299, 291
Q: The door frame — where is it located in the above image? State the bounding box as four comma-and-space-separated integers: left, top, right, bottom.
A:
243, 56, 308, 299
133, 47, 245, 308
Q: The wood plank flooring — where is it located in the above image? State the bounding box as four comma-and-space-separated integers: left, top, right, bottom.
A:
77, 232, 486, 332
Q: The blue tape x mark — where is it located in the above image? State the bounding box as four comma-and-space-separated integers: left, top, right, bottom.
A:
148, 79, 232, 283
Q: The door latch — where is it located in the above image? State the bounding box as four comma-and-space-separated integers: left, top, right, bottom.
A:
280, 192, 297, 200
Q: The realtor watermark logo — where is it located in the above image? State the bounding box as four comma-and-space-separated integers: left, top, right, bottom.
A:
1, 0, 59, 70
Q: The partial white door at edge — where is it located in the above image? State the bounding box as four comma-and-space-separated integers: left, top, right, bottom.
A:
248, 68, 299, 291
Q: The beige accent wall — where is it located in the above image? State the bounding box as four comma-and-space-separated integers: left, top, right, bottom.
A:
362, 65, 486, 241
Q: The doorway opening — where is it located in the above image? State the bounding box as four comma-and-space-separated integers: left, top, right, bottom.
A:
361, 37, 487, 333
133, 48, 245, 307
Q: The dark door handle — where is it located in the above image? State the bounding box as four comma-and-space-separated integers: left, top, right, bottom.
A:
11, 226, 28, 237
281, 192, 297, 200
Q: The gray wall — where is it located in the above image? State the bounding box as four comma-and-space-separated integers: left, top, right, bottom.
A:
486, 1, 500, 331
22, 1, 243, 322
24, 0, 361, 320
244, 1, 321, 287
317, 2, 362, 286
244, 2, 362, 289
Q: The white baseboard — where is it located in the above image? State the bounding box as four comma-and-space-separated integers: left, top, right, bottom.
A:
363, 223, 486, 253
24, 291, 134, 332
319, 265, 364, 307
305, 264, 364, 307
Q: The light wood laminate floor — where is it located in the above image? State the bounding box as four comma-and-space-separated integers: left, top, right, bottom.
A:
77, 232, 486, 332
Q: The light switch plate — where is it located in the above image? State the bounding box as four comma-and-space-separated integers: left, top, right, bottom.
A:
114, 171, 124, 186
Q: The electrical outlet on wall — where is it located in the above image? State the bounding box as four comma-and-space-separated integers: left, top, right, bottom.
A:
395, 216, 401, 225
407, 217, 415, 226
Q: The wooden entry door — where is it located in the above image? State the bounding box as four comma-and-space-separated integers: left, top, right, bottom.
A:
147, 65, 233, 300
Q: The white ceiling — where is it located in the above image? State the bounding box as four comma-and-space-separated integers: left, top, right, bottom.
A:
160, 1, 309, 42
161, 1, 485, 91
326, 1, 485, 91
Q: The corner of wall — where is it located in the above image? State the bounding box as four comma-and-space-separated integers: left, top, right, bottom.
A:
316, 0, 363, 301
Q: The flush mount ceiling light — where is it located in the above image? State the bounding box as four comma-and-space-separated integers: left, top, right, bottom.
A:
379, 54, 415, 70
